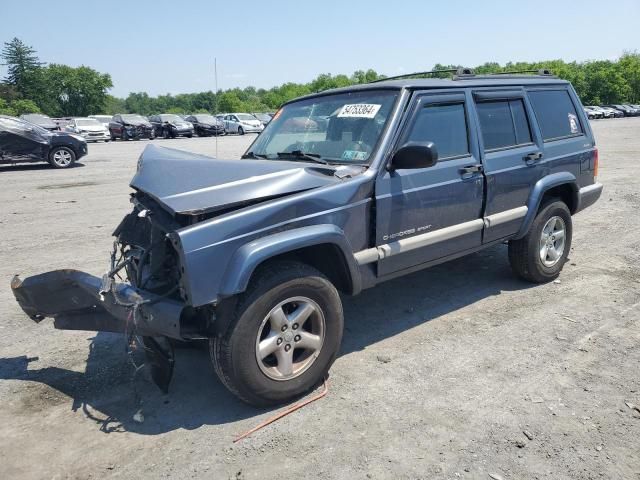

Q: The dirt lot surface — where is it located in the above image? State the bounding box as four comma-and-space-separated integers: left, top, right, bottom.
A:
1, 121, 639, 480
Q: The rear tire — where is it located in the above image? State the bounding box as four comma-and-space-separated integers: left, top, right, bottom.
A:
508, 199, 572, 283
210, 261, 343, 407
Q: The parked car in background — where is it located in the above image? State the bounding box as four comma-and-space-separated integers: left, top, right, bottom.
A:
588, 106, 613, 118
149, 114, 194, 139
52, 118, 74, 130
600, 106, 623, 118
584, 107, 601, 119
624, 104, 640, 115
65, 117, 110, 142
109, 114, 155, 140
220, 113, 264, 135
1, 115, 87, 168
185, 114, 226, 136
606, 104, 636, 116
252, 112, 273, 126
19, 113, 59, 131
89, 115, 113, 128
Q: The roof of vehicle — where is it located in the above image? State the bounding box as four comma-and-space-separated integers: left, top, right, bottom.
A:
288, 76, 570, 104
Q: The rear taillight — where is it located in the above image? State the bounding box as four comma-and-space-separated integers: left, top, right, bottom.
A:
593, 148, 599, 179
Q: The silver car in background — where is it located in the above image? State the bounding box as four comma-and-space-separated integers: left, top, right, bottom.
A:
65, 117, 111, 142
219, 113, 264, 135
89, 115, 113, 128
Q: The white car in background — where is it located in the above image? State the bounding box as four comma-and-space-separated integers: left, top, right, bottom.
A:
89, 115, 113, 128
219, 113, 264, 135
66, 117, 111, 142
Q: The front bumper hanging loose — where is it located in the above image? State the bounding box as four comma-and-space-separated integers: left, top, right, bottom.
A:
11, 269, 184, 339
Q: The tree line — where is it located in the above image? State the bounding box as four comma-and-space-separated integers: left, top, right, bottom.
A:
1, 37, 639, 118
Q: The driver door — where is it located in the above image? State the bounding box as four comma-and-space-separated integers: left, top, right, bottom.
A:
374, 91, 485, 277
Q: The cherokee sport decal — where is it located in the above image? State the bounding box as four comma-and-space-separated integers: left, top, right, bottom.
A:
383, 224, 432, 241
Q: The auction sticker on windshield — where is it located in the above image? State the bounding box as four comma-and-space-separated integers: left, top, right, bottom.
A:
337, 104, 381, 118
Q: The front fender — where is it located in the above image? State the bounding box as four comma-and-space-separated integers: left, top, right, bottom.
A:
514, 172, 578, 239
219, 224, 361, 297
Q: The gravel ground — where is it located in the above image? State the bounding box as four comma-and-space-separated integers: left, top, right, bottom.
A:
0, 121, 638, 480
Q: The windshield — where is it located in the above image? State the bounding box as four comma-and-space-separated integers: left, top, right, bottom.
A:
122, 114, 148, 123
159, 114, 184, 123
0, 116, 51, 137
76, 118, 101, 127
248, 90, 398, 164
91, 115, 112, 122
194, 114, 217, 123
236, 113, 257, 121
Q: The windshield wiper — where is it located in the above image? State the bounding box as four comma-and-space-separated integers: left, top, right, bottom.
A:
241, 151, 268, 159
276, 150, 329, 165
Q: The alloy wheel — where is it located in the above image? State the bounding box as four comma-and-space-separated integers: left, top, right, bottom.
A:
52, 149, 72, 167
255, 296, 325, 381
539, 216, 566, 267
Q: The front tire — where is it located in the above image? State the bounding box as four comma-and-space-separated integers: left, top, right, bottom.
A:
237, 126, 244, 135
48, 146, 76, 168
508, 199, 572, 283
211, 261, 343, 407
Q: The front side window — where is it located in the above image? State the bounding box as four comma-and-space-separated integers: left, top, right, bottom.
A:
528, 89, 583, 141
248, 90, 399, 164
476, 99, 532, 150
405, 103, 469, 159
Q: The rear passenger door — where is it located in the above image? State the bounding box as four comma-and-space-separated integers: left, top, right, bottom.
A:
375, 91, 485, 277
472, 90, 542, 243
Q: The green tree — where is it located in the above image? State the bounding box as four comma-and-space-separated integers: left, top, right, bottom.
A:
103, 95, 126, 115
0, 38, 43, 95
10, 98, 40, 115
0, 98, 16, 115
29, 64, 113, 116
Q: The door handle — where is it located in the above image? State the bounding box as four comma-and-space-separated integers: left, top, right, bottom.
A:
523, 152, 543, 165
460, 164, 483, 179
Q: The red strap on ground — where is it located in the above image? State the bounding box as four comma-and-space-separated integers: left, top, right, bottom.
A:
233, 379, 328, 443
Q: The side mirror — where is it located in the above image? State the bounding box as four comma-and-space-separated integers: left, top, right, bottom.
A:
389, 142, 438, 170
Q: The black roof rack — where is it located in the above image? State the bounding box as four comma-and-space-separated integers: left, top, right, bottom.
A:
371, 68, 556, 84
369, 67, 474, 83
454, 69, 556, 80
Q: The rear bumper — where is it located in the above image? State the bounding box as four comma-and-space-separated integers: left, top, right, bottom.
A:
575, 182, 603, 213
11, 269, 184, 339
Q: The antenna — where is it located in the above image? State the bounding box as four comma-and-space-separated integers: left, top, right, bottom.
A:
214, 57, 218, 159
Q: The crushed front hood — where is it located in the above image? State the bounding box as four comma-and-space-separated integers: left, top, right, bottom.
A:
130, 144, 339, 215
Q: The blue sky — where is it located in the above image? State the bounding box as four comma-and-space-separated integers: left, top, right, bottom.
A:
2, 0, 639, 97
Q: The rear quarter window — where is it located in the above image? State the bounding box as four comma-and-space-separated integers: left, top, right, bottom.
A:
528, 89, 583, 141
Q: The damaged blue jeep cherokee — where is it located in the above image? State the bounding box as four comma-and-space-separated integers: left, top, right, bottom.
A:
11, 69, 603, 406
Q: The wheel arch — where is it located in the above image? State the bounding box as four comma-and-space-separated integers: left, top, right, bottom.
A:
514, 172, 578, 239
218, 224, 362, 299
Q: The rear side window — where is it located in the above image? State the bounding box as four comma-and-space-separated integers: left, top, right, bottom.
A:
476, 99, 532, 150
528, 90, 583, 141
406, 103, 469, 159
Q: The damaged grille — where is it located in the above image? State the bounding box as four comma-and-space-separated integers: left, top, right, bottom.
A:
112, 199, 183, 300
